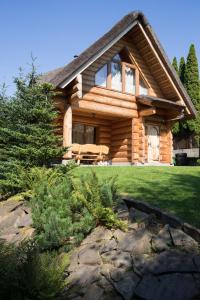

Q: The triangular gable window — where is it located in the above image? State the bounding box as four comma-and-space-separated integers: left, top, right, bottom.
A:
95, 51, 148, 96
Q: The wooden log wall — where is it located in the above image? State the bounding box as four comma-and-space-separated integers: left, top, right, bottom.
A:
110, 119, 132, 163
72, 112, 111, 147
131, 117, 145, 164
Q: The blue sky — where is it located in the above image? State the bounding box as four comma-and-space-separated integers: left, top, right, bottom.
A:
0, 0, 200, 95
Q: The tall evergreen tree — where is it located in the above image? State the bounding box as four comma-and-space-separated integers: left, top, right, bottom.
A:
179, 57, 186, 85
172, 57, 179, 74
185, 44, 200, 108
0, 66, 65, 196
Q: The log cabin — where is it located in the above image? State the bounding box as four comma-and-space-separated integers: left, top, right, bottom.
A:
41, 11, 197, 165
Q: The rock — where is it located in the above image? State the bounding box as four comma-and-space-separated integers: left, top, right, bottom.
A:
100, 238, 117, 254
68, 251, 79, 273
183, 222, 200, 243
78, 244, 101, 265
17, 213, 32, 227
101, 250, 132, 269
67, 265, 100, 288
0, 199, 23, 218
83, 283, 104, 300
128, 222, 138, 231
11, 227, 35, 244
133, 254, 154, 275
112, 229, 126, 242
117, 203, 129, 220
118, 228, 152, 254
135, 273, 199, 300
110, 268, 125, 282
100, 263, 114, 278
0, 233, 17, 242
133, 249, 199, 276
81, 226, 113, 245
0, 208, 25, 230
0, 226, 20, 236
169, 227, 199, 252
129, 207, 148, 223
112, 271, 140, 300
151, 225, 172, 252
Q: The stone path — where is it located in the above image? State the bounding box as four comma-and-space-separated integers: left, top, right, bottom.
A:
0, 198, 34, 244
62, 204, 200, 300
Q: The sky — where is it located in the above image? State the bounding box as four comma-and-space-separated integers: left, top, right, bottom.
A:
0, 0, 200, 95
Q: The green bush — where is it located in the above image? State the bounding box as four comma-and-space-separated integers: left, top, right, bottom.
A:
73, 171, 125, 230
6, 163, 77, 202
0, 241, 65, 300
31, 173, 95, 250
30, 169, 125, 250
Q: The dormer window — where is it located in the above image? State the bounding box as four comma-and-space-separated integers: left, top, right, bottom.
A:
94, 52, 149, 95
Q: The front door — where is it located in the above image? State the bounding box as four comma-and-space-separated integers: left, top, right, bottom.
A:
147, 125, 159, 162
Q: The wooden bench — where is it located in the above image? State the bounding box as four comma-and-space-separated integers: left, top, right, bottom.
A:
72, 144, 109, 164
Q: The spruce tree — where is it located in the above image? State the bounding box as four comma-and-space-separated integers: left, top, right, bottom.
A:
185, 44, 200, 108
172, 57, 179, 74
179, 57, 186, 85
0, 66, 65, 196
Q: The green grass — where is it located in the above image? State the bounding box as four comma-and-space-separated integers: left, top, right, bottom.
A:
74, 166, 200, 228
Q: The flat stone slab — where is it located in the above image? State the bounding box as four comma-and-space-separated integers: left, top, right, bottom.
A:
101, 250, 132, 269
152, 225, 172, 252
78, 244, 101, 265
118, 228, 152, 254
169, 227, 199, 252
0, 199, 33, 244
135, 273, 199, 300
32, 200, 200, 299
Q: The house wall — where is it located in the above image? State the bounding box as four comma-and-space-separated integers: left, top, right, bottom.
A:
54, 30, 176, 165
111, 119, 132, 163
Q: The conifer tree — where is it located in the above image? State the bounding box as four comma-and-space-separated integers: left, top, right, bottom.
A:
185, 44, 200, 108
172, 57, 179, 74
0, 66, 65, 196
179, 57, 186, 85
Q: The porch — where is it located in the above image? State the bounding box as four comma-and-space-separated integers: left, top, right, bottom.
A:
62, 108, 133, 165
61, 104, 174, 165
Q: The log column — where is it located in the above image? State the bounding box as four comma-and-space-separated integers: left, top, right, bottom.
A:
63, 104, 72, 159
132, 118, 140, 164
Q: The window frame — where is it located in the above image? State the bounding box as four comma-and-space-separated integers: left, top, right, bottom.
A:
72, 123, 97, 145
94, 58, 149, 96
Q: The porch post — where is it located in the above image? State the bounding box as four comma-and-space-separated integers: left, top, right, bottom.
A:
63, 104, 72, 159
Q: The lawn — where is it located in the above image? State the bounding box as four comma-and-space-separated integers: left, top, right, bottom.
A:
74, 166, 200, 228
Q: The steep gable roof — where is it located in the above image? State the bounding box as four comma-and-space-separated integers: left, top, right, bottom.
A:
41, 11, 197, 118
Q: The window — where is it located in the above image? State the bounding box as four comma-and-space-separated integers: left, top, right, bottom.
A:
139, 77, 148, 95
125, 66, 135, 94
72, 124, 96, 144
94, 52, 149, 95
95, 64, 107, 87
111, 61, 122, 91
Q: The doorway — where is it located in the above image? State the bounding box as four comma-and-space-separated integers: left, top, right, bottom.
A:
147, 125, 160, 162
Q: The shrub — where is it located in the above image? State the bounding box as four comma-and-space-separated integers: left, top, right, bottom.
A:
30, 169, 125, 250
6, 163, 77, 202
0, 241, 65, 300
73, 171, 126, 230
30, 173, 94, 250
